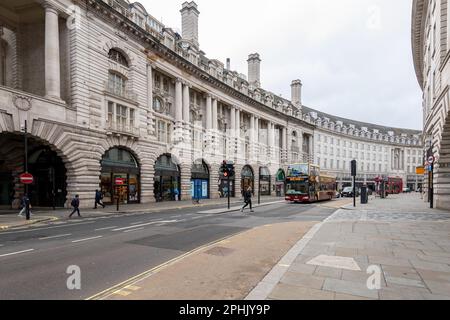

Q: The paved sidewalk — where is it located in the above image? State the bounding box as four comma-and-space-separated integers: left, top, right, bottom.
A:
0, 196, 283, 231
247, 194, 450, 300
93, 221, 317, 300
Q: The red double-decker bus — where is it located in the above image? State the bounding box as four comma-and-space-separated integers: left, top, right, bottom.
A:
387, 177, 403, 195
285, 163, 337, 203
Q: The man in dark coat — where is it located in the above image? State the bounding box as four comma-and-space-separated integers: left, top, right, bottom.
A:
69, 195, 81, 218
241, 187, 254, 213
94, 189, 106, 209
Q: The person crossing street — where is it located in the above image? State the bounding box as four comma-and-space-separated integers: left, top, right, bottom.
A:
241, 186, 254, 213
69, 195, 82, 218
93, 189, 106, 209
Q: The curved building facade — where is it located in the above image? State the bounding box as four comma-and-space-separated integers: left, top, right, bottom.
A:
412, 0, 450, 209
0, 0, 422, 208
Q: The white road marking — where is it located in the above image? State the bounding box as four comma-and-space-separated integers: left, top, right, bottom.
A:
112, 220, 178, 232
307, 255, 361, 271
71, 236, 103, 243
0, 221, 96, 235
95, 226, 118, 231
0, 249, 34, 258
39, 234, 72, 240
130, 221, 144, 225
123, 228, 145, 233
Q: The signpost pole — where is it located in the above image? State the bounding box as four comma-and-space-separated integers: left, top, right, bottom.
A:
430, 162, 434, 209
116, 186, 120, 212
258, 168, 261, 205
227, 176, 231, 210
23, 120, 30, 221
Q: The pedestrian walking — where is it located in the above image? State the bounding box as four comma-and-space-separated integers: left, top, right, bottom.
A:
93, 189, 106, 209
18, 194, 32, 217
69, 195, 82, 218
241, 187, 254, 213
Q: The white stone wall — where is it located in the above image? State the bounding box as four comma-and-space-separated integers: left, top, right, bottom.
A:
413, 0, 450, 209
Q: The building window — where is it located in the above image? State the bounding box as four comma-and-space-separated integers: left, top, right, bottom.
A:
107, 102, 114, 124
153, 97, 163, 113
108, 72, 127, 97
106, 101, 135, 133
116, 104, 127, 131
157, 120, 172, 143
108, 49, 129, 68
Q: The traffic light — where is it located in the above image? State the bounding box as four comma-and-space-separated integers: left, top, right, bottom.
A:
351, 160, 357, 177
220, 161, 235, 178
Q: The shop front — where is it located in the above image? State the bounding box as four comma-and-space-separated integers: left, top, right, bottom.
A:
100, 148, 140, 205
241, 165, 255, 196
191, 161, 209, 200
275, 169, 286, 197
154, 154, 181, 202
259, 167, 272, 196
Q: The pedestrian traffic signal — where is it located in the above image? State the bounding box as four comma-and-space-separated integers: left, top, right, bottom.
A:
220, 160, 235, 179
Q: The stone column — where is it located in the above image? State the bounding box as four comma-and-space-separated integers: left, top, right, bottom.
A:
206, 94, 212, 131
175, 79, 183, 124
147, 64, 154, 135
250, 115, 255, 143
255, 118, 260, 144
182, 83, 190, 124
282, 127, 288, 162
44, 2, 62, 100
230, 107, 236, 138
212, 98, 218, 131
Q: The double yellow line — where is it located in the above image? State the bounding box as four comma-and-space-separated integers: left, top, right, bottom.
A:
86, 231, 245, 300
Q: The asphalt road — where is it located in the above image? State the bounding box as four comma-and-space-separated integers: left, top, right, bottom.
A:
0, 201, 337, 300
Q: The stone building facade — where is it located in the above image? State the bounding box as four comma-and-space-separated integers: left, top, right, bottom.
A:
0, 0, 422, 208
307, 107, 423, 191
412, 0, 450, 209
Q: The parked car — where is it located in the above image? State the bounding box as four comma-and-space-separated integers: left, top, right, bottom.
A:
403, 187, 411, 193
335, 191, 341, 199
341, 187, 360, 198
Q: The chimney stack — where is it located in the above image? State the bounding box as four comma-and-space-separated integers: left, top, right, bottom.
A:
291, 79, 302, 107
180, 1, 200, 48
226, 58, 231, 70
247, 53, 261, 88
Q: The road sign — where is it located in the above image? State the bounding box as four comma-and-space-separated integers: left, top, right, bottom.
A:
19, 173, 34, 185
416, 167, 425, 175
115, 178, 125, 185
428, 156, 435, 164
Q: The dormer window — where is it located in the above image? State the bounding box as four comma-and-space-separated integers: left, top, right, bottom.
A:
108, 49, 129, 68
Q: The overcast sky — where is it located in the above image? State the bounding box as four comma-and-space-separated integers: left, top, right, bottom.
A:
139, 0, 422, 130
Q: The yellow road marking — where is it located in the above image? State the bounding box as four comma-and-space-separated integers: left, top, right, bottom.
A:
125, 285, 141, 291
86, 231, 246, 300
114, 290, 132, 296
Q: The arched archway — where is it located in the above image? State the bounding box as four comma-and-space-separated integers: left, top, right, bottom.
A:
154, 154, 181, 202
100, 147, 140, 204
191, 160, 210, 200
0, 132, 68, 208
241, 165, 255, 195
